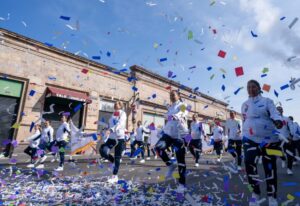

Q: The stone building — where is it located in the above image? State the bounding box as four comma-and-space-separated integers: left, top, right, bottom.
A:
0, 28, 240, 157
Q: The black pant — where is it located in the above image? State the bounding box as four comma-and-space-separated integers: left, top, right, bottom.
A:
286, 140, 300, 170
228, 139, 242, 166
39, 141, 56, 157
100, 138, 125, 175
131, 140, 145, 159
188, 139, 202, 163
214, 141, 223, 157
243, 139, 280, 198
146, 143, 156, 157
24, 146, 37, 163
56, 140, 67, 167
155, 134, 186, 185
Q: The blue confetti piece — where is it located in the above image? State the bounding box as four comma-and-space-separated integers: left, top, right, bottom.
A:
60, 16, 71, 21
29, 90, 36, 96
189, 65, 196, 69
155, 168, 161, 171
274, 90, 279, 97
74, 104, 82, 113
152, 94, 157, 98
234, 87, 242, 95
194, 87, 199, 91
132, 86, 138, 92
29, 122, 35, 132
92, 56, 101, 60
207, 66, 213, 71
280, 84, 289, 90
268, 163, 272, 170
204, 105, 208, 109
261, 74, 267, 78
44, 42, 53, 47
282, 182, 297, 186
251, 30, 258, 37
221, 85, 225, 91
294, 192, 300, 197
101, 117, 105, 122
159, 58, 167, 62
171, 75, 177, 78
280, 16, 286, 21
120, 68, 127, 72
92, 133, 98, 141
106, 51, 111, 57
48, 76, 57, 81
222, 74, 226, 79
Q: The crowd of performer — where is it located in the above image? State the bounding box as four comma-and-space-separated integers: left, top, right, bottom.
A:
21, 80, 300, 206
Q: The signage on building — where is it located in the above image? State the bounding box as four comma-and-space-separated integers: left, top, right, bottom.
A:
99, 99, 114, 112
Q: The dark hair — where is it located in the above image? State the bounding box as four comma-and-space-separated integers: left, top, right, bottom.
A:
247, 80, 262, 94
170, 89, 183, 102
289, 116, 294, 121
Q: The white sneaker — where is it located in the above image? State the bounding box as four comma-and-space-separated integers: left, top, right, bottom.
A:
146, 157, 151, 160
0, 153, 5, 158
195, 163, 199, 167
140, 159, 145, 163
104, 159, 109, 162
287, 168, 293, 175
176, 184, 186, 193
237, 166, 242, 171
154, 155, 158, 160
249, 193, 260, 206
40, 156, 47, 163
268, 197, 278, 206
171, 156, 176, 160
217, 158, 221, 162
55, 166, 64, 171
26, 164, 35, 168
36, 164, 44, 169
51, 156, 58, 163
120, 159, 122, 163
165, 163, 177, 180
108, 175, 118, 184
281, 161, 286, 168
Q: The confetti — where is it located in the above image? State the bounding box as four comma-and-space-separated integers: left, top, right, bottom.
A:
188, 31, 193, 40
266, 149, 283, 156
288, 17, 298, 29
159, 58, 167, 62
60, 16, 71, 21
262, 84, 271, 92
280, 84, 289, 90
81, 68, 89, 74
235, 67, 244, 77
250, 30, 258, 37
218, 50, 226, 58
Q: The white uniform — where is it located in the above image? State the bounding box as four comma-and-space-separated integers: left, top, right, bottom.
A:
190, 121, 204, 140
135, 125, 148, 141
56, 122, 71, 142
290, 122, 300, 141
149, 129, 159, 147
241, 95, 282, 144
225, 119, 242, 140
278, 115, 293, 139
41, 126, 54, 143
211, 126, 224, 141
26, 130, 41, 148
108, 110, 127, 140
163, 101, 189, 139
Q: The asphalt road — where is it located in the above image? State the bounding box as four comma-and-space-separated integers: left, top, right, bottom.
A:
1, 153, 300, 205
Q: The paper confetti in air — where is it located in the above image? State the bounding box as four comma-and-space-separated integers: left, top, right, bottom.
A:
266, 149, 283, 156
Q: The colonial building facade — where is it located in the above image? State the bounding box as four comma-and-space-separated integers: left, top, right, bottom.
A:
0, 28, 241, 156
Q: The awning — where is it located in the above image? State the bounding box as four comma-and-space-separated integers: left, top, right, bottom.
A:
46, 87, 92, 103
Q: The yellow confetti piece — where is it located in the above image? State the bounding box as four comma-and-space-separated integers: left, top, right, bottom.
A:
247, 184, 253, 192
287, 194, 295, 200
219, 68, 227, 74
11, 123, 20, 129
262, 67, 269, 73
266, 149, 283, 157
172, 172, 180, 179
210, 74, 215, 80
133, 187, 138, 192
210, 0, 216, 6
233, 55, 238, 61
180, 104, 186, 112
158, 175, 165, 182
148, 187, 154, 193
153, 43, 159, 49
16, 170, 21, 175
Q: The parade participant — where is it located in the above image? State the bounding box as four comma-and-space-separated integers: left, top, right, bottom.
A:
24, 124, 42, 168
189, 113, 204, 167
155, 90, 189, 192
276, 106, 293, 175
286, 116, 300, 173
207, 119, 224, 162
35, 120, 54, 169
100, 101, 127, 183
226, 111, 242, 170
242, 80, 283, 206
131, 120, 150, 163
54, 115, 71, 171
146, 123, 158, 160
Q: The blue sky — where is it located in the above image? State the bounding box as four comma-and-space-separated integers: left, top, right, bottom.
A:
1, 0, 300, 121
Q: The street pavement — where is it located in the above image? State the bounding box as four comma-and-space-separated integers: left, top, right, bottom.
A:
0, 152, 300, 205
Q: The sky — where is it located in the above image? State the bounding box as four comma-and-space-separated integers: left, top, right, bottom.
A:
0, 0, 300, 121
